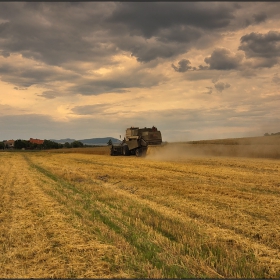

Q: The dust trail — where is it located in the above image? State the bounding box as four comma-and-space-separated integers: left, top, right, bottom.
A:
146, 139, 280, 161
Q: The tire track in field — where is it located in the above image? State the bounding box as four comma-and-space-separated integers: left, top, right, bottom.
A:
27, 153, 271, 278
0, 153, 128, 278
98, 179, 280, 277
67, 154, 280, 257
27, 152, 280, 277
24, 155, 200, 278
0, 154, 18, 268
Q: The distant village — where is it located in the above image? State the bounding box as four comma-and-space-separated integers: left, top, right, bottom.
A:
3, 138, 43, 149
0, 138, 85, 150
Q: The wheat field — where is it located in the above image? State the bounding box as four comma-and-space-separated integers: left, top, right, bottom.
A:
0, 142, 280, 278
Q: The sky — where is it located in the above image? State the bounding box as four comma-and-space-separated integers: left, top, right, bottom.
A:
0, 2, 280, 142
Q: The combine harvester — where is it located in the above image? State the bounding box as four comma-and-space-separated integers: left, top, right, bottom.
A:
110, 126, 163, 157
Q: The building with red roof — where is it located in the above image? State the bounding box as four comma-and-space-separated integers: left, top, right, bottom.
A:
29, 138, 44, 145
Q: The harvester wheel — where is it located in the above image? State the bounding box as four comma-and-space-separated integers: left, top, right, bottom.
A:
135, 148, 142, 157
122, 145, 130, 156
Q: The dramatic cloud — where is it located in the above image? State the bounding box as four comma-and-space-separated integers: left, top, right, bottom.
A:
238, 31, 280, 68
252, 12, 267, 24
109, 3, 237, 38
245, 12, 267, 27
239, 31, 280, 59
172, 59, 193, 73
204, 48, 243, 70
0, 2, 280, 141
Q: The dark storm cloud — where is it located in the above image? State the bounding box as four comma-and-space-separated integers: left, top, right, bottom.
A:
253, 12, 267, 24
0, 61, 79, 88
239, 31, 280, 59
172, 59, 193, 73
0, 2, 118, 67
214, 82, 230, 92
238, 31, 280, 68
106, 2, 239, 62
109, 3, 236, 38
245, 12, 267, 27
198, 65, 210, 70
156, 26, 202, 44
204, 48, 243, 70
68, 80, 131, 96
129, 41, 184, 63
68, 67, 163, 95
0, 2, 279, 100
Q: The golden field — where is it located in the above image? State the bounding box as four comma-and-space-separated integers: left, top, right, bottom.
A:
0, 138, 280, 278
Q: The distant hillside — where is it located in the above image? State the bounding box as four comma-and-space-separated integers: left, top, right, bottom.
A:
79, 137, 121, 145
49, 138, 76, 144
49, 137, 121, 145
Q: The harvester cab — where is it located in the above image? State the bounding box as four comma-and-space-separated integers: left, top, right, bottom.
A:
110, 126, 162, 157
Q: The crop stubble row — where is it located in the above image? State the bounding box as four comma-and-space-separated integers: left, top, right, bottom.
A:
0, 151, 279, 278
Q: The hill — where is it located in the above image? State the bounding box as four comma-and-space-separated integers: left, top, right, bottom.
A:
50, 137, 121, 145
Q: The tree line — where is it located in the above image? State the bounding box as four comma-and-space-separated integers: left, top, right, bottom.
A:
0, 140, 85, 150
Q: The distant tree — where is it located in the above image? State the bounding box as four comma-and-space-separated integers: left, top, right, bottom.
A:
71, 141, 84, 148
107, 139, 112, 146
14, 139, 28, 149
64, 142, 71, 148
0, 141, 4, 149
264, 133, 270, 136
42, 140, 63, 150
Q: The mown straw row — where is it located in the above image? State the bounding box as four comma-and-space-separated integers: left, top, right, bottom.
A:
0, 153, 129, 278
11, 151, 280, 278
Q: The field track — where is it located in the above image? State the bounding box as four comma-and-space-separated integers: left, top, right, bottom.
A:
0, 145, 280, 278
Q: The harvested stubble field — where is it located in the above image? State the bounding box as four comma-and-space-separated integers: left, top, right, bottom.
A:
0, 139, 280, 278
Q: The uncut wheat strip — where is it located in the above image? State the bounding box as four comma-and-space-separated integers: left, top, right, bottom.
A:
1, 153, 127, 278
